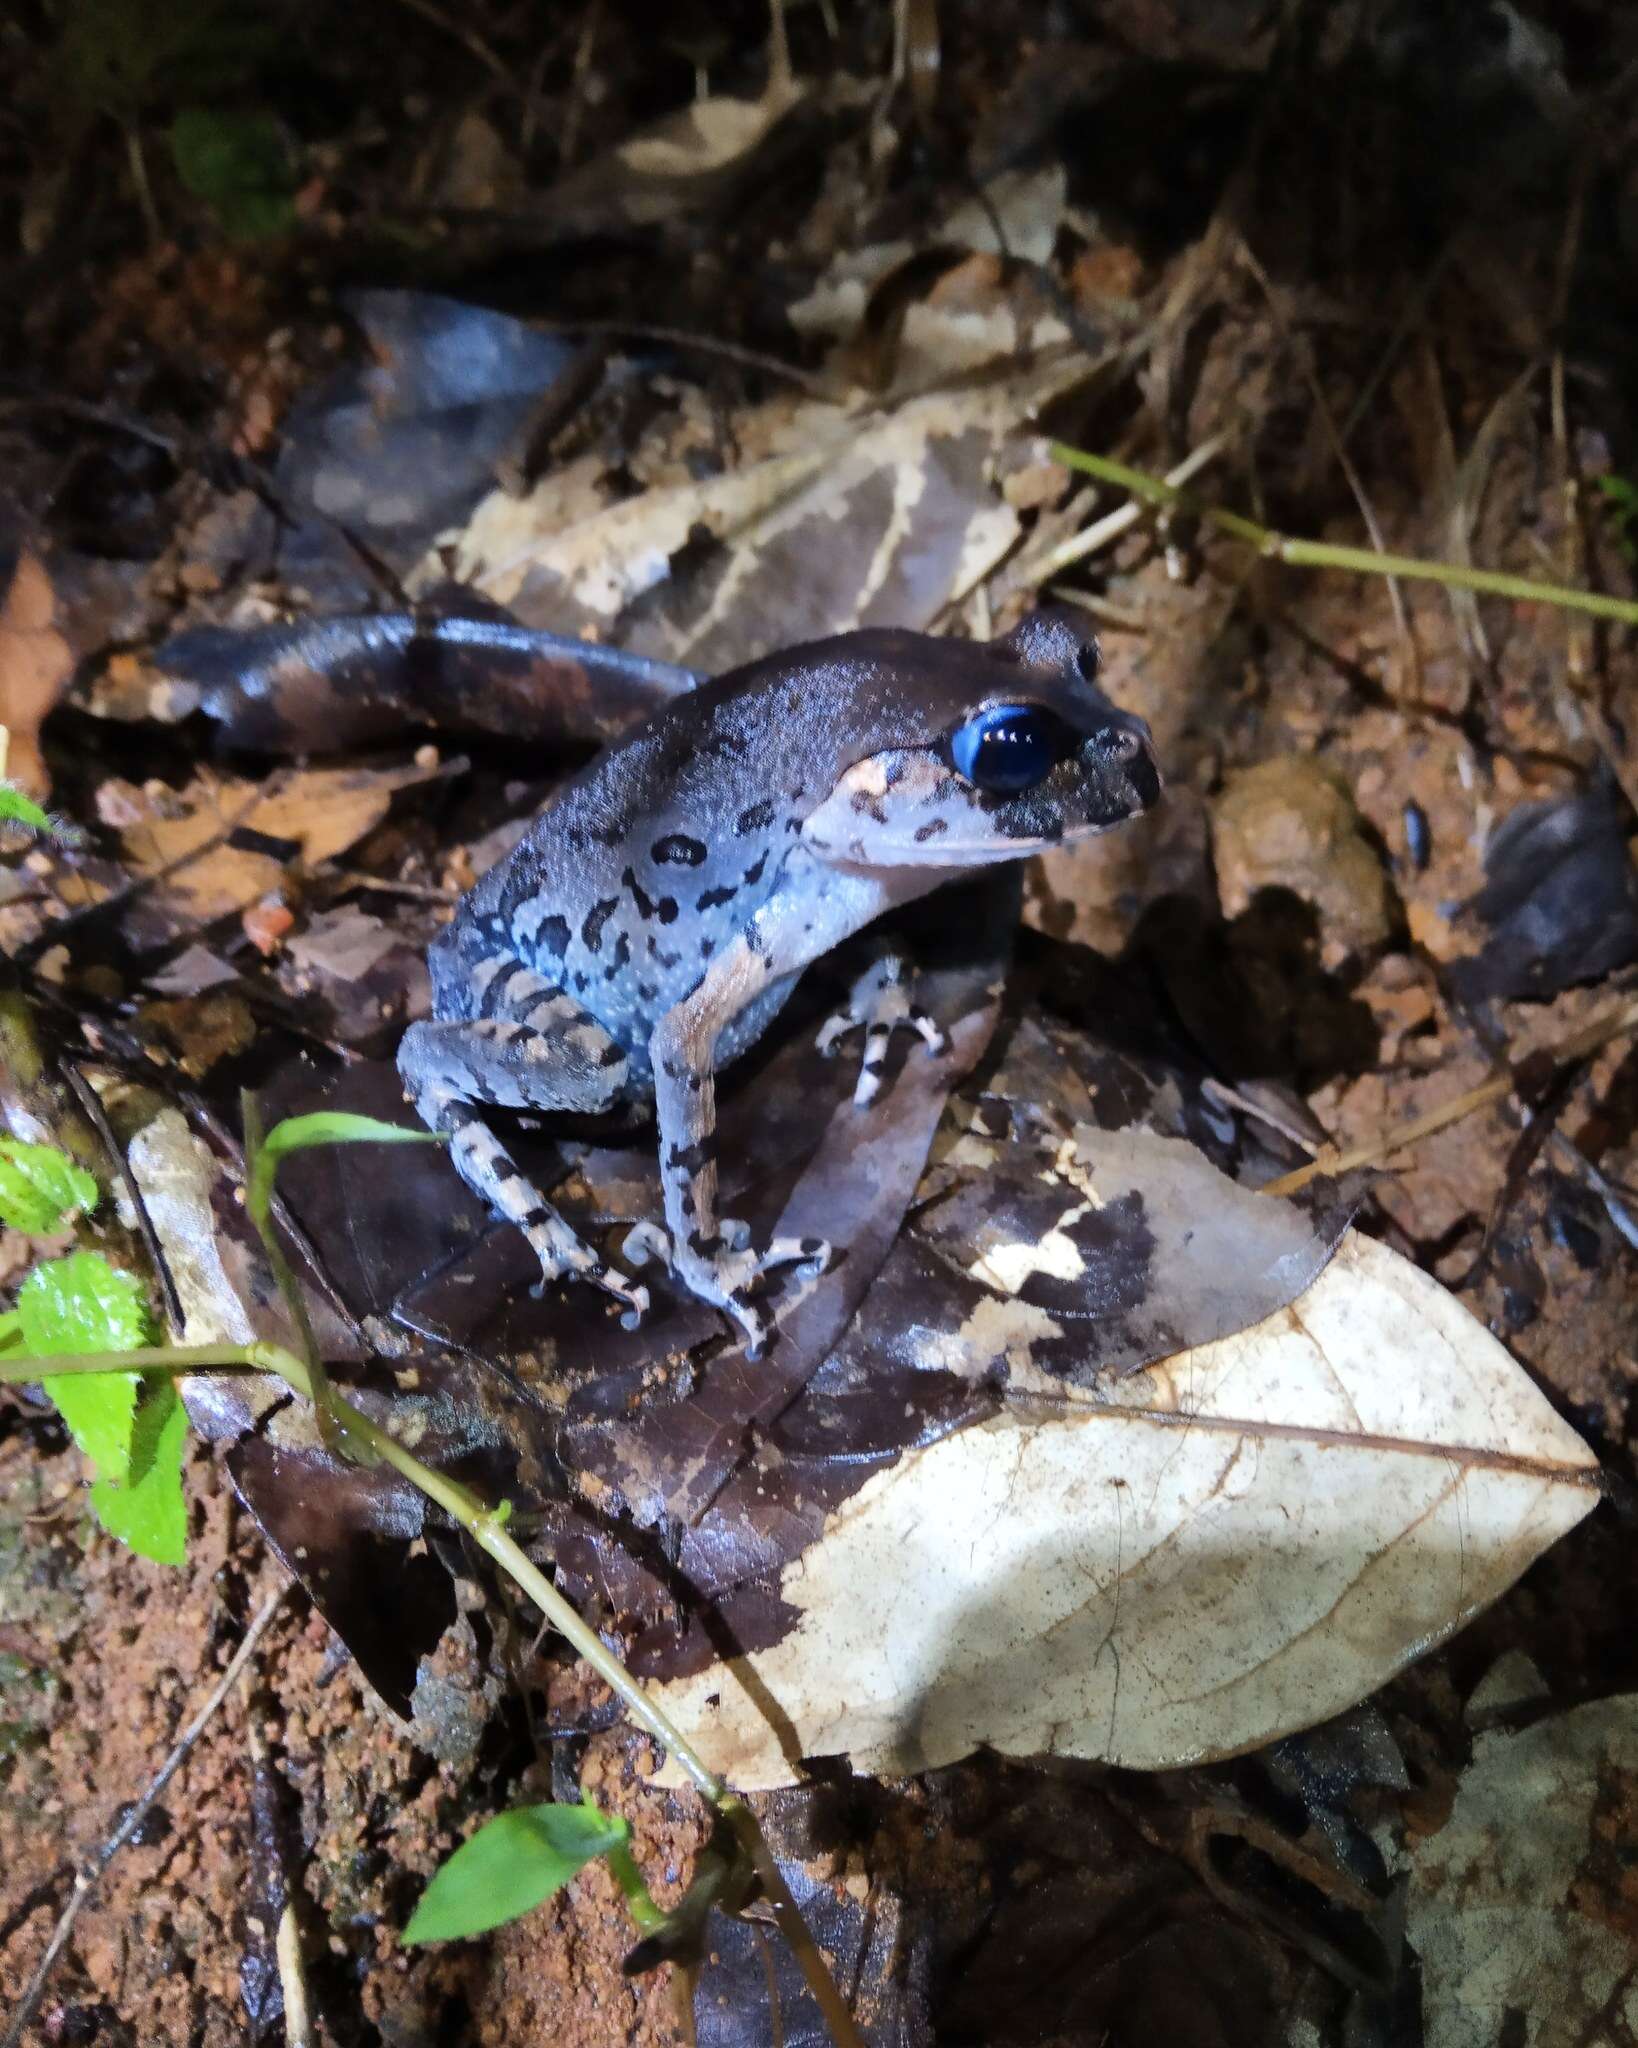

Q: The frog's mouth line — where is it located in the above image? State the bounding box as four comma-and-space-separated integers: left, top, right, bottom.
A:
856, 815, 1146, 865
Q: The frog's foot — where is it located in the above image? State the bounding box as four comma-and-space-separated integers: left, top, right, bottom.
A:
524, 1206, 650, 1330
816, 953, 949, 1107
622, 1219, 830, 1354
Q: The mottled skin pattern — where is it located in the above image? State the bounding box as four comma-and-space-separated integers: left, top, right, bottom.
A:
399, 608, 1162, 1350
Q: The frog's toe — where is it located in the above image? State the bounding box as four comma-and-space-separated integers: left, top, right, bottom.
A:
719, 1216, 754, 1252
761, 1233, 832, 1274
621, 1219, 672, 1270
817, 954, 948, 1107
587, 1260, 650, 1329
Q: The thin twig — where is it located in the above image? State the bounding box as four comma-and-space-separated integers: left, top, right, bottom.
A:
60, 1061, 186, 1338
0, 1590, 286, 2048
1260, 995, 1638, 1199
389, 0, 513, 83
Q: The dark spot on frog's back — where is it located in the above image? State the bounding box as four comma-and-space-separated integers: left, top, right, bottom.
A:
914, 818, 948, 842
581, 897, 618, 953
651, 833, 707, 867
698, 881, 736, 911
622, 867, 657, 919
736, 799, 775, 835
742, 853, 767, 887
537, 913, 570, 955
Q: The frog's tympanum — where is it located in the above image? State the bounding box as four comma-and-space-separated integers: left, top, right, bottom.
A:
399, 609, 1161, 1349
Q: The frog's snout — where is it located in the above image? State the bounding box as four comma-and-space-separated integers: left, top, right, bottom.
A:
1083, 712, 1162, 817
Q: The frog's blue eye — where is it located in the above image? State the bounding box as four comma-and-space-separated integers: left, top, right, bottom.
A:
947, 705, 1068, 794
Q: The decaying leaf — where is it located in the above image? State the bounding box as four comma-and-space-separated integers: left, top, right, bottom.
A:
103, 759, 438, 948
537, 65, 809, 235
646, 1231, 1597, 1787
1447, 772, 1638, 1004
0, 544, 73, 799
452, 356, 1093, 672
273, 291, 580, 607
1402, 1692, 1638, 2048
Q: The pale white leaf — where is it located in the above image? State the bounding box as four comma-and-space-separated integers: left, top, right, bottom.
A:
652, 1232, 1597, 1787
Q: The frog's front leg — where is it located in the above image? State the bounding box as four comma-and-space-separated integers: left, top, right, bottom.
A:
816, 945, 950, 1107
642, 868, 903, 1352
398, 974, 649, 1326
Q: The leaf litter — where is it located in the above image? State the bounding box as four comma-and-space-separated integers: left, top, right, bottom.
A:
5, 5, 1638, 2040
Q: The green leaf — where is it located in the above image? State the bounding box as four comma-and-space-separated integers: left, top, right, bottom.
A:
403, 1802, 630, 1946
169, 108, 296, 242
0, 786, 54, 836
90, 1380, 189, 1565
18, 1253, 154, 1486
0, 1140, 99, 1234
248, 1109, 445, 1237
261, 1111, 447, 1162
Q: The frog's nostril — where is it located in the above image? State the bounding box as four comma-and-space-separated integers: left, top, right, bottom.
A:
1092, 724, 1144, 764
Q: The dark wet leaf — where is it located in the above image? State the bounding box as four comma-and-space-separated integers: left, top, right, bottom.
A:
1449, 774, 1638, 1004
271, 293, 580, 607
225, 1435, 455, 1719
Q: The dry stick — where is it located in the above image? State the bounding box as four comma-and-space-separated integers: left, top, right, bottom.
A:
243, 1677, 314, 2048
1260, 994, 1638, 1200
0, 1589, 287, 2048
0, 1342, 866, 2048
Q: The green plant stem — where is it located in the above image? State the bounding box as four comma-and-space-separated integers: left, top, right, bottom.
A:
0, 1339, 726, 1801
240, 1092, 346, 1457
0, 1338, 866, 2045
606, 1842, 668, 1935
1051, 442, 1638, 628
0, 1339, 866, 2045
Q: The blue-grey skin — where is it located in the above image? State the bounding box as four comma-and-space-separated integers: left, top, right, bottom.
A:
398, 607, 1161, 1351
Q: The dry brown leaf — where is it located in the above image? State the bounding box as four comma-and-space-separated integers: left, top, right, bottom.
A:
0, 547, 73, 798
113, 762, 434, 942
651, 1231, 1597, 1787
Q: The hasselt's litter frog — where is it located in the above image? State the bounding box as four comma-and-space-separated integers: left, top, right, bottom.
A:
398, 608, 1161, 1350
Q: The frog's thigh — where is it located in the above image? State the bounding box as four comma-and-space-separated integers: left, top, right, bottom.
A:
398, 1007, 630, 1283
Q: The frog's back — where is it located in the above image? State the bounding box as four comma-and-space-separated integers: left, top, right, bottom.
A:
428, 665, 815, 1047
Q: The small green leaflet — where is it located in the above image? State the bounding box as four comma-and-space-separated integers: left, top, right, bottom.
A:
248, 1109, 445, 1235
0, 1139, 99, 1235
19, 1253, 152, 1485
403, 1801, 631, 1945
91, 1379, 189, 1566
169, 108, 296, 242
259, 1110, 447, 1164
13, 1251, 184, 1563
0, 786, 54, 835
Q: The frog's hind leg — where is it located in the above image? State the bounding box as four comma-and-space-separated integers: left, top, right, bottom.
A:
397, 977, 648, 1325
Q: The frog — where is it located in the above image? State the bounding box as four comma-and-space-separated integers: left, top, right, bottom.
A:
398, 606, 1161, 1352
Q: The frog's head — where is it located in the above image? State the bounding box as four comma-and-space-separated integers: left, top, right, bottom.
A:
800, 608, 1161, 870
